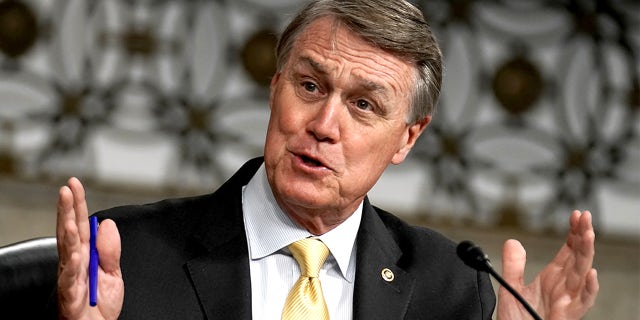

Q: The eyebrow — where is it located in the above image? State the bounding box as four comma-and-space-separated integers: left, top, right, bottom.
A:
296, 56, 389, 96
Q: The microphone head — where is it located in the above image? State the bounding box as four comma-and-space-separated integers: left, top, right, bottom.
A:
456, 240, 491, 272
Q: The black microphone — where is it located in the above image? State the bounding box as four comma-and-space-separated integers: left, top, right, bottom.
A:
457, 240, 543, 320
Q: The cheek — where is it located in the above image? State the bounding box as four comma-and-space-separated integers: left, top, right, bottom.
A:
344, 134, 389, 166
341, 145, 390, 193
346, 128, 406, 168
265, 99, 304, 155
267, 99, 289, 137
277, 109, 311, 139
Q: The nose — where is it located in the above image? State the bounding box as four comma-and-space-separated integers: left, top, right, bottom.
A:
307, 96, 341, 143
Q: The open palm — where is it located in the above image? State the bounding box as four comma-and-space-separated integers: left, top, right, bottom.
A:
497, 210, 599, 320
57, 178, 124, 320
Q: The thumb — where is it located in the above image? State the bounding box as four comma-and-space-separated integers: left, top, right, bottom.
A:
501, 239, 526, 288
96, 219, 121, 273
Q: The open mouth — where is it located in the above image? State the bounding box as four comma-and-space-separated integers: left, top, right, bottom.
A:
300, 155, 324, 167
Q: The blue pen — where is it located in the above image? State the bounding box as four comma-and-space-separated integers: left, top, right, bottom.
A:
89, 216, 99, 307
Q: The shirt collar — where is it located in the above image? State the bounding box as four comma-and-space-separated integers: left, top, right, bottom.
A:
242, 164, 361, 282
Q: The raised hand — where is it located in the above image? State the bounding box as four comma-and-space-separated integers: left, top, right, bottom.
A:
56, 177, 124, 320
497, 210, 599, 320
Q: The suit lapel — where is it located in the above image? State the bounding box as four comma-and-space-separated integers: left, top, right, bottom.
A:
184, 158, 264, 320
353, 199, 415, 320
185, 234, 252, 319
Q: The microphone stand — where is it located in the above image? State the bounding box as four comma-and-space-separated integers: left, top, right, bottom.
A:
457, 240, 543, 320
485, 263, 542, 320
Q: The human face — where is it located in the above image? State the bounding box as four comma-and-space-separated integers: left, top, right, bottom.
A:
264, 17, 430, 228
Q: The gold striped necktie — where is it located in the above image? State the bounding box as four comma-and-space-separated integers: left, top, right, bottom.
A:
282, 238, 330, 320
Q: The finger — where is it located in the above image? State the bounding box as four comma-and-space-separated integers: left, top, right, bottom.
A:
573, 211, 595, 274
564, 211, 595, 291
96, 219, 122, 274
581, 269, 599, 307
570, 210, 582, 229
57, 186, 82, 264
56, 184, 88, 312
56, 185, 73, 249
57, 246, 88, 318
501, 239, 527, 289
57, 228, 84, 292
577, 211, 595, 239
68, 177, 90, 243
563, 210, 581, 250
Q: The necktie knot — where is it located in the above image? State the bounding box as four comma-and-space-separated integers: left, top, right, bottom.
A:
289, 238, 329, 278
282, 238, 330, 320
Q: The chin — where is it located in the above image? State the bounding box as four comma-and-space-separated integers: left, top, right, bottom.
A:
277, 179, 335, 208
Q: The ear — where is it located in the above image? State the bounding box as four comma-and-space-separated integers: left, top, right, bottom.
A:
391, 115, 431, 165
269, 72, 281, 109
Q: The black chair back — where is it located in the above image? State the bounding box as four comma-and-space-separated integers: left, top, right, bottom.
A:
0, 237, 58, 318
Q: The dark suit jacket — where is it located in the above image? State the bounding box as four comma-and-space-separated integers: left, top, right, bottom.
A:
95, 157, 496, 319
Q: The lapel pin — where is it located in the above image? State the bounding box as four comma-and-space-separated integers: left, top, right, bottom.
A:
381, 268, 394, 282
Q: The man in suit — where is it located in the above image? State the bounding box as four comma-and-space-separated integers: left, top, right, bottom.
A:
55, 0, 599, 319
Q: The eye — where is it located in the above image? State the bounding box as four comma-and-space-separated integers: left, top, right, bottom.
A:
356, 99, 372, 110
302, 81, 318, 92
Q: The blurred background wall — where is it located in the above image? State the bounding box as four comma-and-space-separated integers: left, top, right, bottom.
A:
0, 0, 638, 318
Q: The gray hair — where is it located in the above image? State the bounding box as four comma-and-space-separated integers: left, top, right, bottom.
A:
275, 0, 442, 124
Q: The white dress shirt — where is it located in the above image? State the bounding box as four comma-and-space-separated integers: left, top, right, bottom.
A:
242, 164, 362, 320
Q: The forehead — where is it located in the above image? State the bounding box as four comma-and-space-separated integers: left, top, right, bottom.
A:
289, 16, 416, 97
